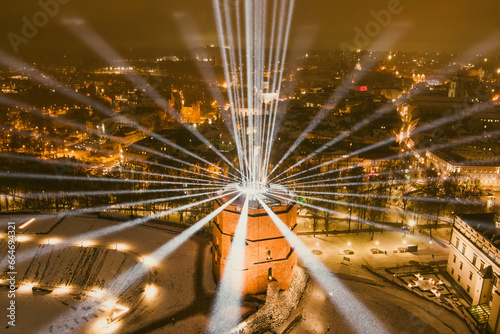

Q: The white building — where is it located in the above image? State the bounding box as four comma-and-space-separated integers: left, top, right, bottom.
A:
447, 213, 500, 332
426, 150, 500, 189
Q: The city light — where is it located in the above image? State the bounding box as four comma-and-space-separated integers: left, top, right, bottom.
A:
16, 235, 31, 242
18, 283, 36, 293
77, 240, 95, 247
44, 237, 63, 245
53, 285, 73, 295
88, 289, 105, 299
141, 256, 159, 268
110, 303, 129, 319
144, 284, 159, 301
19, 218, 35, 229
93, 318, 122, 333
112, 243, 129, 251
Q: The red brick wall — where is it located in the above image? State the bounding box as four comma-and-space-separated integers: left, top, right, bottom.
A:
213, 200, 298, 295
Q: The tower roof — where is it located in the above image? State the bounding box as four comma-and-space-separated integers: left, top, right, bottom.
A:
218, 183, 295, 210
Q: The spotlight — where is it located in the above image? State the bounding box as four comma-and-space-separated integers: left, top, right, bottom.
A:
19, 218, 35, 229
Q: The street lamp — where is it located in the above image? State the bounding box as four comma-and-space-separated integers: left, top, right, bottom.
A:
348, 207, 352, 234
409, 220, 415, 234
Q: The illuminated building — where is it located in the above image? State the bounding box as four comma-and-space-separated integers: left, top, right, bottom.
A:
426, 150, 500, 189
447, 213, 500, 332
212, 185, 297, 295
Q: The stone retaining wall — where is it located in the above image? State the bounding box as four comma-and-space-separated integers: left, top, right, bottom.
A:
237, 266, 309, 334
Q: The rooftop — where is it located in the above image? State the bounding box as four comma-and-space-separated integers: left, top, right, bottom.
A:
431, 149, 500, 167
218, 183, 295, 210
457, 213, 500, 248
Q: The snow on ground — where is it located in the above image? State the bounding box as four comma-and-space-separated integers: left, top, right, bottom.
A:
276, 217, 471, 334
0, 213, 213, 334
202, 244, 217, 295
277, 278, 471, 334
150, 314, 208, 334
0, 212, 472, 334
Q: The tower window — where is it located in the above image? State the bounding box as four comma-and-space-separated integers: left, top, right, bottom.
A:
268, 267, 272, 280
267, 250, 272, 260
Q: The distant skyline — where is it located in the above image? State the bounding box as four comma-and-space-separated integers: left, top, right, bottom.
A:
0, 0, 499, 58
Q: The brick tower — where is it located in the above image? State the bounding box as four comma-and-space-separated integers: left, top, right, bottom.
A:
212, 185, 297, 295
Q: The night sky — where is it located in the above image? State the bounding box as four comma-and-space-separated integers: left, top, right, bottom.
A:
0, 0, 499, 58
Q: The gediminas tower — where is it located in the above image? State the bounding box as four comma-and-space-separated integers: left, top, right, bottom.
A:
212, 184, 297, 295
